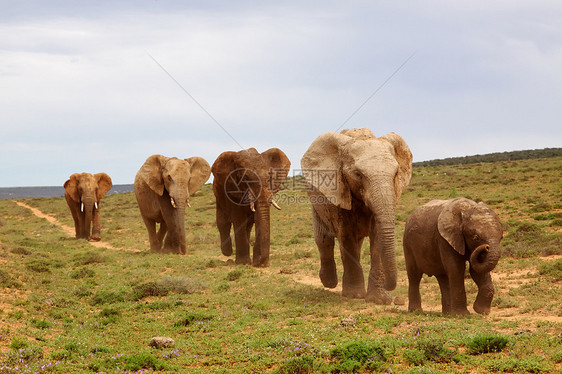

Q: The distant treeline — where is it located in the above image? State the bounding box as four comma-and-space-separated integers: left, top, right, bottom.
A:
414, 148, 562, 167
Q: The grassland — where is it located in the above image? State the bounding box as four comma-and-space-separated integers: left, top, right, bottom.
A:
0, 156, 560, 373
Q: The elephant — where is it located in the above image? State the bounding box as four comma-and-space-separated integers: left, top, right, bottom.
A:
403, 197, 503, 315
212, 147, 291, 267
134, 154, 211, 254
64, 172, 113, 241
301, 128, 412, 303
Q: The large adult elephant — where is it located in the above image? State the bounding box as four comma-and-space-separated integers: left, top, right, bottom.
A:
64, 172, 113, 241
212, 148, 291, 267
134, 154, 211, 254
301, 128, 412, 304
403, 198, 503, 315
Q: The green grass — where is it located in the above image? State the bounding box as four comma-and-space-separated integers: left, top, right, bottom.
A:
0, 157, 560, 372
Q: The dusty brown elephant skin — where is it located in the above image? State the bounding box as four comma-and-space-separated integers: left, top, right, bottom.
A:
64, 172, 113, 241
403, 198, 503, 315
134, 154, 211, 254
301, 128, 412, 304
212, 148, 290, 267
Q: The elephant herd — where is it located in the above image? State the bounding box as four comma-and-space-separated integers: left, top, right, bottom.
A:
63, 128, 503, 315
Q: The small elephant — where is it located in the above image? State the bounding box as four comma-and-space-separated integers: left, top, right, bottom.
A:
301, 128, 412, 303
212, 148, 291, 267
403, 198, 503, 315
134, 154, 211, 254
64, 172, 113, 241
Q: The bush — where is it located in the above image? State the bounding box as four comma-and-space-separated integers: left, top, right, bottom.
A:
0, 269, 22, 288
131, 281, 169, 300
226, 269, 244, 281
539, 259, 562, 281
174, 312, 214, 327
403, 349, 425, 366
74, 251, 106, 265
330, 340, 386, 372
91, 290, 126, 305
416, 339, 454, 362
70, 267, 95, 279
276, 356, 315, 374
467, 334, 509, 354
124, 352, 167, 371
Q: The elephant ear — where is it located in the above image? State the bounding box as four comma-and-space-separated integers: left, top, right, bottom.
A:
380, 132, 413, 200
262, 148, 291, 194
185, 157, 211, 195
139, 154, 167, 196
301, 132, 352, 210
95, 173, 113, 200
64, 173, 81, 202
438, 198, 476, 255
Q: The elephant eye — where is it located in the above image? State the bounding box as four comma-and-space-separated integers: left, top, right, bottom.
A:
353, 171, 362, 180
167, 175, 173, 182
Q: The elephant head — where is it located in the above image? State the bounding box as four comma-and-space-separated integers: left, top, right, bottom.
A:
301, 128, 412, 291
212, 147, 291, 267
438, 197, 503, 274
136, 154, 211, 254
64, 172, 113, 240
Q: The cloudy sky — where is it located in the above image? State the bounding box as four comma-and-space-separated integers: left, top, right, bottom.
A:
2, 1, 561, 187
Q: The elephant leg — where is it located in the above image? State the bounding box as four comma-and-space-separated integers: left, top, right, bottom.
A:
404, 250, 423, 311
232, 212, 251, 265
156, 221, 167, 252
445, 262, 469, 315
216, 207, 233, 256
142, 216, 161, 252
366, 232, 393, 305
470, 267, 494, 315
90, 208, 101, 241
436, 274, 451, 314
339, 234, 366, 299
313, 209, 337, 288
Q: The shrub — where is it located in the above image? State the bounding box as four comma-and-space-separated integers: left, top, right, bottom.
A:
174, 312, 214, 327
403, 349, 425, 366
0, 269, 22, 288
276, 356, 315, 374
226, 269, 244, 281
416, 338, 454, 362
30, 318, 52, 329
131, 281, 169, 300
74, 251, 106, 265
124, 352, 167, 371
330, 340, 386, 372
70, 267, 95, 279
91, 290, 126, 305
539, 259, 562, 281
467, 334, 509, 354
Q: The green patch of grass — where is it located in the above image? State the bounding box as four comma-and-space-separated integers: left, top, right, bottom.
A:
485, 356, 551, 373
539, 259, 562, 281
226, 269, 244, 281
0, 269, 22, 288
91, 289, 127, 305
466, 334, 509, 354
70, 266, 96, 279
276, 356, 316, 374
74, 251, 106, 265
330, 340, 386, 372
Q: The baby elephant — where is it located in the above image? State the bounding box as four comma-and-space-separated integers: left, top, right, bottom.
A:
403, 198, 503, 315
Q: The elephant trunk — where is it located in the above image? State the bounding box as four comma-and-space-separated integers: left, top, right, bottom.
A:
254, 194, 271, 267
470, 242, 501, 273
367, 183, 398, 291
81, 196, 95, 239
161, 190, 187, 254
376, 217, 398, 291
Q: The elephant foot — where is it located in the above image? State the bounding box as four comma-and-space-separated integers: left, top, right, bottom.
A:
319, 262, 338, 288
252, 257, 269, 267
235, 256, 251, 265
473, 302, 491, 315
221, 241, 233, 256
447, 307, 470, 316
342, 286, 366, 299
366, 288, 393, 305
88, 236, 101, 242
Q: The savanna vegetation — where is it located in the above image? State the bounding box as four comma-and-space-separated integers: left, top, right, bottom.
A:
0, 155, 560, 373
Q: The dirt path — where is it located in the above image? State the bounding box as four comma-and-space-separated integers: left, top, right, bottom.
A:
15, 201, 119, 250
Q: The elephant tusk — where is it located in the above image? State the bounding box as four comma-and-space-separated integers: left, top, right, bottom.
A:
250, 202, 255, 212
271, 200, 281, 210
81, 202, 84, 212
94, 202, 98, 210
170, 197, 177, 208
187, 200, 192, 208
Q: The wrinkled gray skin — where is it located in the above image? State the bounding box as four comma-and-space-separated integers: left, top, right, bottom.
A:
134, 154, 211, 254
403, 198, 503, 315
301, 128, 412, 303
64, 172, 113, 241
212, 148, 291, 267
